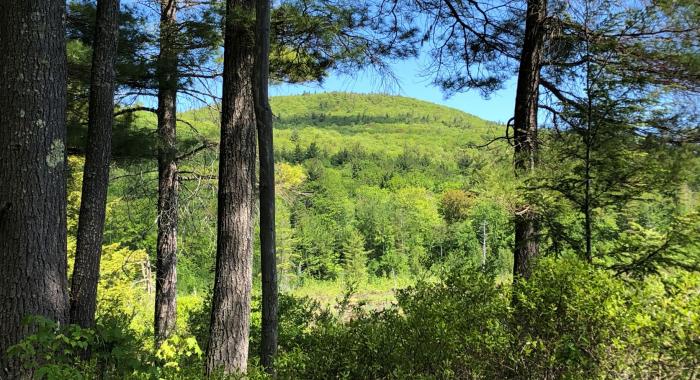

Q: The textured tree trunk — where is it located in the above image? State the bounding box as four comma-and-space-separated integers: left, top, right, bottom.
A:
206, 0, 256, 374
0, 1, 69, 378
512, 0, 546, 280
583, 124, 592, 263
70, 0, 120, 329
154, 0, 179, 346
254, 0, 278, 372
583, 50, 594, 264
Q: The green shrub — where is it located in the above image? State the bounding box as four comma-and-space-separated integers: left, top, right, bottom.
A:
510, 257, 628, 379
8, 311, 204, 380
273, 258, 699, 379
12, 257, 697, 379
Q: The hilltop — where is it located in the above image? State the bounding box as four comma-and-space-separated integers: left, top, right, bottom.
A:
102, 92, 503, 159
196, 93, 503, 161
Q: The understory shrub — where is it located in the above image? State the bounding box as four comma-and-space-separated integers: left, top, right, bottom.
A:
9, 258, 698, 379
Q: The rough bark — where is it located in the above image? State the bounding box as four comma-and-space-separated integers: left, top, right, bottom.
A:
253, 0, 278, 372
0, 1, 69, 378
512, 0, 546, 280
206, 0, 256, 374
154, 0, 179, 346
70, 0, 120, 329
583, 49, 594, 264
583, 120, 592, 263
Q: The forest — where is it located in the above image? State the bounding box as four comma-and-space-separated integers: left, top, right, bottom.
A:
0, 0, 698, 379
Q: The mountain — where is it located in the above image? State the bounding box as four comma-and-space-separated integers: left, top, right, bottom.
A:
107, 92, 504, 159
174, 92, 503, 160
98, 92, 513, 291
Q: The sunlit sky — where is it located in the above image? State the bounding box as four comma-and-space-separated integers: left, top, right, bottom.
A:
270, 55, 517, 124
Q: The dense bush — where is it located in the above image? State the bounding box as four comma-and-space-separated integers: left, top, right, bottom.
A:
275, 258, 698, 379
510, 258, 629, 378
11, 257, 699, 379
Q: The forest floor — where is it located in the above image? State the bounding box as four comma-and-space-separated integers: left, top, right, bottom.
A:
286, 272, 513, 312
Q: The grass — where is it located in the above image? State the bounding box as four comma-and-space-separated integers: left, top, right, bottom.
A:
287, 275, 415, 310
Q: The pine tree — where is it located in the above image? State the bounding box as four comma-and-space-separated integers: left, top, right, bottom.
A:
206, 0, 257, 374
253, 0, 279, 371
0, 1, 70, 377
343, 229, 369, 282
511, 0, 547, 280
154, 0, 179, 346
70, 0, 121, 329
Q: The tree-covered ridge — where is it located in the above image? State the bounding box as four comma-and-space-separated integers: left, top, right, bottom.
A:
103, 92, 514, 293
176, 92, 497, 141
105, 93, 698, 294
110, 92, 503, 159
270, 92, 490, 125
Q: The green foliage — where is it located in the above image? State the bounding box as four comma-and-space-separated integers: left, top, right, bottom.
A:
620, 273, 700, 378
607, 211, 700, 277
270, 258, 699, 379
55, 91, 698, 378
510, 257, 628, 378
439, 189, 473, 224
341, 228, 369, 282
7, 316, 93, 380
87, 93, 512, 296
12, 256, 699, 379
8, 312, 205, 380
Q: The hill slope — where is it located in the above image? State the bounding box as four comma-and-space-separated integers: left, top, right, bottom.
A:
106, 92, 503, 159
177, 92, 503, 159
101, 92, 513, 292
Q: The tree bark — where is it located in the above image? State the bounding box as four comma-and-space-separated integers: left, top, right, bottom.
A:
0, 1, 70, 378
70, 0, 120, 329
154, 0, 179, 346
583, 31, 594, 264
583, 111, 592, 263
206, 0, 256, 375
512, 0, 546, 280
254, 0, 278, 372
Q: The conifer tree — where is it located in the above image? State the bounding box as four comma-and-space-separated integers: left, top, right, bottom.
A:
70, 0, 121, 329
206, 0, 257, 374
0, 1, 70, 377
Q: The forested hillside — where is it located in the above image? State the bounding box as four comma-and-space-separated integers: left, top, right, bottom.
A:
95, 93, 515, 293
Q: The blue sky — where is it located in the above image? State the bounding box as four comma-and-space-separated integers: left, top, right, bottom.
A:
270, 56, 517, 124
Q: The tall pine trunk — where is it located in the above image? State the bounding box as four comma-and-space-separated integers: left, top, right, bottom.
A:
253, 0, 278, 371
0, 1, 69, 377
70, 0, 120, 329
512, 0, 546, 280
583, 36, 594, 264
155, 0, 179, 345
206, 0, 256, 374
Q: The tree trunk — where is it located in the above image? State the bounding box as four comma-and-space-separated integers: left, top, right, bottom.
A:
0, 1, 69, 378
70, 0, 120, 329
254, 0, 278, 372
512, 0, 546, 280
206, 0, 256, 375
583, 36, 594, 264
584, 119, 592, 263
154, 0, 179, 346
